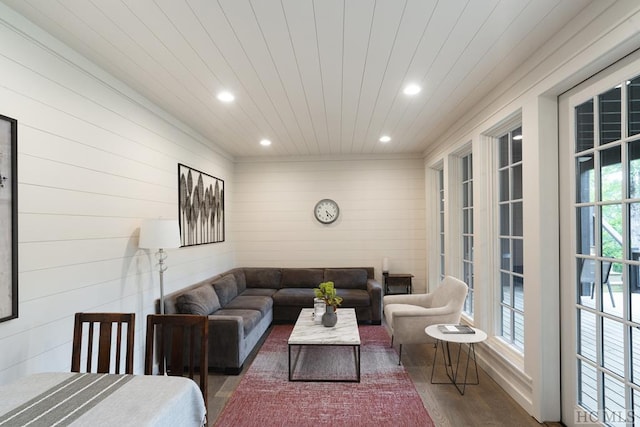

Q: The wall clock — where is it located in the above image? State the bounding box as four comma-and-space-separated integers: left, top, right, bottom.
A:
314, 199, 339, 224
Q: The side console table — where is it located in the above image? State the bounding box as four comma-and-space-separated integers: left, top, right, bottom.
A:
383, 273, 413, 294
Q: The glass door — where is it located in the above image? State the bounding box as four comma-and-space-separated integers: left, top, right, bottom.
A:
560, 54, 640, 426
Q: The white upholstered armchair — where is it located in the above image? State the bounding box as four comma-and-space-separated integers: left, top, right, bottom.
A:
383, 276, 468, 364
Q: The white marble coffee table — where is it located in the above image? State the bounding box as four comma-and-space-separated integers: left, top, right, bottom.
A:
288, 308, 361, 382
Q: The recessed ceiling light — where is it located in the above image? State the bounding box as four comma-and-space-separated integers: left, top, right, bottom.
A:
379, 135, 391, 143
513, 134, 523, 140
403, 84, 421, 96
217, 91, 235, 103
260, 139, 272, 146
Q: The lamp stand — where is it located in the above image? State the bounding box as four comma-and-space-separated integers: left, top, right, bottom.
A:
157, 248, 168, 315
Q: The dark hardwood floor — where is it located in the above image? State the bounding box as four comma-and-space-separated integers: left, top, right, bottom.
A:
205, 326, 563, 426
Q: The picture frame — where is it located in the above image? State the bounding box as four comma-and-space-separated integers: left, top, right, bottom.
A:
0, 114, 17, 323
178, 163, 225, 246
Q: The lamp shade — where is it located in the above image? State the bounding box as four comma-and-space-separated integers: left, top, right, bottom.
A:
139, 219, 181, 249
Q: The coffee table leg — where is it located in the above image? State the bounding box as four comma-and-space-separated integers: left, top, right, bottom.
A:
354, 345, 361, 382
288, 344, 302, 381
288, 344, 292, 381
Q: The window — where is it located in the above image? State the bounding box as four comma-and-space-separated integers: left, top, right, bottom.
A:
573, 75, 640, 421
438, 169, 445, 280
462, 153, 474, 316
498, 126, 524, 350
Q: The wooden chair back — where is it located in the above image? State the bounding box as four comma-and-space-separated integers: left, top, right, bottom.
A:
145, 314, 208, 412
71, 312, 135, 374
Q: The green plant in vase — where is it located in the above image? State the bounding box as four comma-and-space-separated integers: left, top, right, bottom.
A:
314, 281, 343, 327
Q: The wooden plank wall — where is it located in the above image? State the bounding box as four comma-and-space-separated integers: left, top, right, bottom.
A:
0, 5, 234, 383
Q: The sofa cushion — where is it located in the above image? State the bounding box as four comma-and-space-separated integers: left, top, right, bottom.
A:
212, 309, 262, 337
244, 268, 282, 289
281, 268, 324, 289
337, 289, 371, 307
213, 274, 238, 306
176, 284, 221, 315
272, 288, 370, 308
324, 268, 368, 290
272, 288, 316, 306
225, 295, 273, 316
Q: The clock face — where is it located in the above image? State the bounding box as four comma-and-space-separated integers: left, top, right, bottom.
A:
314, 199, 339, 224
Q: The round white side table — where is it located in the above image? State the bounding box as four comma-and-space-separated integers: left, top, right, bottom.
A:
425, 324, 487, 395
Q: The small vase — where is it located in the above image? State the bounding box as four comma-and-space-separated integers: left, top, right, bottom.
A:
322, 305, 338, 327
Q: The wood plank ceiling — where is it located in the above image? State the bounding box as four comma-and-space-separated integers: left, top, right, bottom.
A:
1, 0, 593, 158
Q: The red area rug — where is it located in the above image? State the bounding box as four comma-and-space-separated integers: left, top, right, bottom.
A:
214, 324, 434, 427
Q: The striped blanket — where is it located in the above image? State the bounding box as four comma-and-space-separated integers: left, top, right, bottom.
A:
0, 373, 132, 427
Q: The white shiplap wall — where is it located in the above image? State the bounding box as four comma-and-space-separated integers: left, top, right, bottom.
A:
232, 156, 426, 289
0, 5, 234, 383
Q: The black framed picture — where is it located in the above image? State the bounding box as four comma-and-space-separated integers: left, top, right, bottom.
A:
0, 114, 17, 323
178, 163, 225, 246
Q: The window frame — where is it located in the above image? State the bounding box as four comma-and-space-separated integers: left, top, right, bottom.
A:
496, 125, 525, 351
460, 150, 475, 318
482, 112, 525, 354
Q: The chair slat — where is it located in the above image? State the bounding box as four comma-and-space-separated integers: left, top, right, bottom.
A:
86, 322, 94, 372
97, 321, 113, 373
71, 313, 135, 375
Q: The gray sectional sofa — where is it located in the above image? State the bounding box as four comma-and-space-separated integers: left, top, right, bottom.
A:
162, 267, 382, 374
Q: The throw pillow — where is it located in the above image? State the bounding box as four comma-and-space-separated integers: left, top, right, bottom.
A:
176, 284, 221, 315
213, 274, 239, 306
233, 270, 247, 294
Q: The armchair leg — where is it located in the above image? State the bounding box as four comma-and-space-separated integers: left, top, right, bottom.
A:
398, 344, 402, 365
391, 335, 394, 348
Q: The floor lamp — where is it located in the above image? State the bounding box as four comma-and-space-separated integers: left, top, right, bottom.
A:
139, 219, 181, 314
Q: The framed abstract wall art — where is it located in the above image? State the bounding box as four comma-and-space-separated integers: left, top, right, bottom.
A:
178, 163, 225, 246
0, 114, 17, 323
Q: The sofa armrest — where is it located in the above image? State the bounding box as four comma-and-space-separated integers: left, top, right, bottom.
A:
367, 279, 383, 323
206, 315, 243, 367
